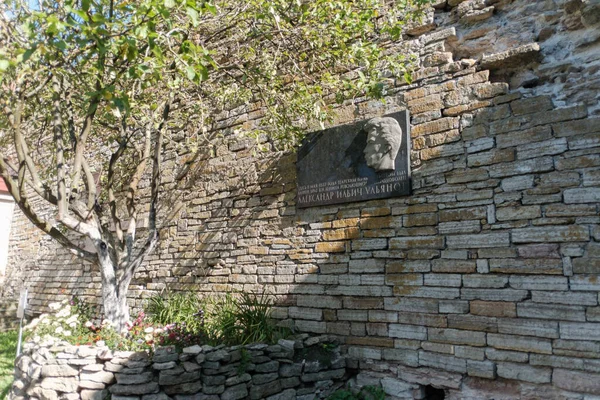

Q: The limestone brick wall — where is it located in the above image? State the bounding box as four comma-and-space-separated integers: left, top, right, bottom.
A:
4, 0, 600, 397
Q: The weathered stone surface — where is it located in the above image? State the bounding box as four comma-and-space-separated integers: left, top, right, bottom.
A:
40, 378, 78, 393
497, 362, 551, 383
81, 389, 108, 400
553, 369, 600, 394
512, 226, 590, 243
487, 333, 552, 354
110, 383, 160, 396
446, 233, 509, 248
41, 365, 79, 377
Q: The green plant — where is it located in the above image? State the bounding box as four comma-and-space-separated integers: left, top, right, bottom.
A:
237, 348, 251, 374
0, 330, 17, 399
145, 291, 205, 334
204, 292, 284, 346
327, 386, 386, 400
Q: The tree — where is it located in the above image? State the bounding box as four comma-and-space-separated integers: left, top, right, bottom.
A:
0, 0, 432, 331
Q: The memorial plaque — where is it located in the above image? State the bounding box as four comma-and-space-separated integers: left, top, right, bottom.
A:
296, 111, 411, 208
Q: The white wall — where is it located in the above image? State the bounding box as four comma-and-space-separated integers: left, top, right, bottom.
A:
0, 193, 15, 276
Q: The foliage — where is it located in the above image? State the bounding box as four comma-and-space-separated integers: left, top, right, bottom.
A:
154, 322, 207, 349
0, 330, 17, 399
327, 386, 386, 400
26, 291, 284, 350
25, 299, 154, 351
0, 0, 435, 331
204, 292, 287, 346
145, 291, 205, 334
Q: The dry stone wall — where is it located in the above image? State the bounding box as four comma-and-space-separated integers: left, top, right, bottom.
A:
10, 335, 350, 400
4, 0, 600, 397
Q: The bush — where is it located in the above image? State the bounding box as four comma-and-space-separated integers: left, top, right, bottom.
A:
145, 291, 205, 334
204, 292, 283, 345
26, 291, 287, 351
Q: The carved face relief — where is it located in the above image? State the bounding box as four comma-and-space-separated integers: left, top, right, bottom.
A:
363, 117, 403, 171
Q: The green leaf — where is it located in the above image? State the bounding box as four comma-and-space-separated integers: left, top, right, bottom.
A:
185, 65, 196, 80
0, 59, 9, 71
186, 7, 199, 26
165, 0, 176, 9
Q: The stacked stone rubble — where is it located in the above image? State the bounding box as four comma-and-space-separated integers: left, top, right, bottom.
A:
10, 335, 348, 400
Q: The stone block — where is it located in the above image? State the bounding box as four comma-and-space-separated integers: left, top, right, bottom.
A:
571, 275, 600, 291
553, 117, 600, 137
384, 297, 439, 313
461, 288, 528, 302
288, 307, 322, 321
495, 205, 541, 221
467, 149, 516, 167
530, 354, 600, 373
497, 362, 551, 383
488, 157, 554, 178
431, 259, 476, 273
553, 369, 600, 394
455, 346, 485, 361
221, 384, 248, 400
470, 301, 516, 318
560, 322, 600, 341
110, 383, 160, 396
40, 378, 79, 393
487, 333, 552, 354
438, 220, 481, 235
296, 295, 342, 309
517, 138, 568, 160
501, 175, 535, 192
424, 273, 461, 287
512, 225, 590, 243
351, 239, 388, 251
485, 348, 529, 363
349, 258, 385, 273
382, 349, 419, 367
446, 232, 510, 249
389, 236, 445, 249
389, 324, 428, 340
315, 242, 346, 253
41, 365, 79, 377
462, 275, 508, 288
440, 206, 487, 222
498, 318, 558, 339
322, 227, 360, 241
348, 346, 382, 361
439, 300, 469, 314
337, 310, 368, 321
510, 96, 553, 116
418, 350, 467, 373
467, 360, 495, 379
250, 380, 282, 400
531, 291, 598, 306
564, 188, 600, 204
518, 303, 586, 322
386, 260, 431, 273
397, 312, 447, 327
396, 286, 460, 299
509, 275, 568, 290
428, 328, 486, 346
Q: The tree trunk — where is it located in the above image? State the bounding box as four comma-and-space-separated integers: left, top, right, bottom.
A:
97, 241, 130, 332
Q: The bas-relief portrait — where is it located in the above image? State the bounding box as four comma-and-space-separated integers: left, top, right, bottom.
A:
296, 111, 411, 208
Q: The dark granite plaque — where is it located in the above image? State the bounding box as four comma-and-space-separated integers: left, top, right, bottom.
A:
296, 111, 411, 208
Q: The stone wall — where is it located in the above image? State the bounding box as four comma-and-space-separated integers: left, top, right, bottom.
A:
11, 335, 351, 400
4, 0, 600, 397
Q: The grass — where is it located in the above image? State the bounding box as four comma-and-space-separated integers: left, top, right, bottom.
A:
0, 330, 17, 399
